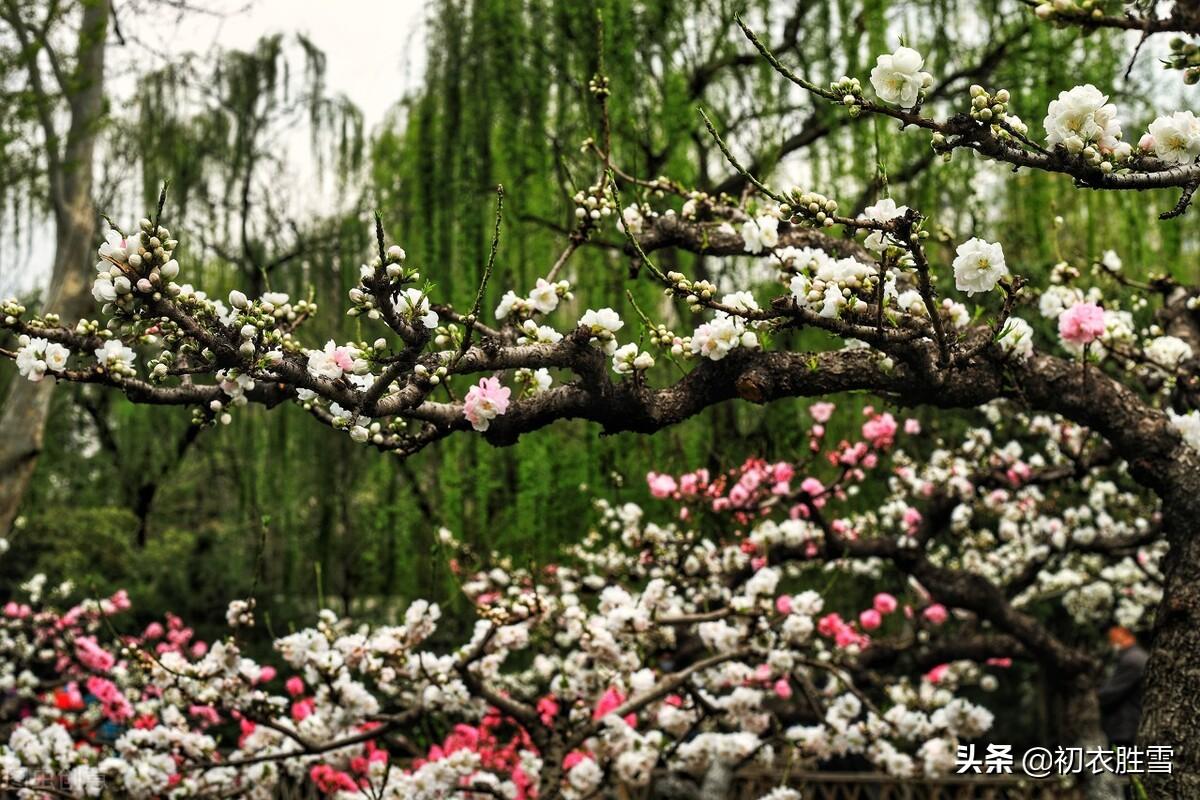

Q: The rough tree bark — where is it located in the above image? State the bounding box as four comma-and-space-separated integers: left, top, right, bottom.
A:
0, 0, 108, 535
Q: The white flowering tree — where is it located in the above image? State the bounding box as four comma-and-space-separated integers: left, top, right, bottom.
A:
4, 3, 1200, 796
0, 483, 1005, 800
0, 404, 1166, 799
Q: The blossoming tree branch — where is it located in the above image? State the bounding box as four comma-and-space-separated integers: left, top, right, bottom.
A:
4, 4, 1200, 797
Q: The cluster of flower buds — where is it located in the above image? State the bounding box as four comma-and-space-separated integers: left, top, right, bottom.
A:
413, 361, 450, 386
646, 322, 678, 350
573, 181, 617, 222
225, 290, 308, 359
665, 271, 717, 310
779, 190, 839, 228
1033, 0, 1105, 21
1167, 38, 1200, 84
968, 84, 1011, 123
831, 75, 865, 116
611, 342, 655, 374
350, 246, 422, 320
1, 297, 25, 326
588, 72, 610, 98
92, 219, 179, 309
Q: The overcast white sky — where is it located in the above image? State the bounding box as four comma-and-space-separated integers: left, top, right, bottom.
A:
159, 0, 429, 131
1, 0, 429, 297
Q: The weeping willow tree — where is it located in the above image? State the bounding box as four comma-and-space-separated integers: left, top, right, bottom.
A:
3, 31, 377, 626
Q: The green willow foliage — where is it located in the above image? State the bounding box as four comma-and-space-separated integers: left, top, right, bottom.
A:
5, 0, 1196, 650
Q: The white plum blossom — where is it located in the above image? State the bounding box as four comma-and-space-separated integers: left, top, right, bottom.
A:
93, 339, 136, 373
690, 316, 759, 360
742, 215, 780, 254
15, 337, 70, 382
1145, 335, 1193, 370
495, 290, 520, 320
612, 343, 655, 374
951, 238, 1008, 296
1043, 84, 1121, 153
869, 46, 932, 107
619, 204, 644, 235
398, 288, 439, 329
527, 278, 560, 314
860, 198, 908, 252
996, 317, 1034, 360
1147, 111, 1200, 166
579, 307, 624, 354
1170, 410, 1200, 452
819, 284, 847, 318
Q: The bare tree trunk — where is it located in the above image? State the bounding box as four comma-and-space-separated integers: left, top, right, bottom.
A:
0, 0, 108, 535
1140, 494, 1200, 798
1059, 675, 1125, 800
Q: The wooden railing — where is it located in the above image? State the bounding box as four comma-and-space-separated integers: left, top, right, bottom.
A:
256, 771, 1088, 799
713, 770, 1087, 800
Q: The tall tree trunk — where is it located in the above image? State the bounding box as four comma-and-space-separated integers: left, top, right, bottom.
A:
1059, 674, 1125, 800
0, 0, 108, 535
1140, 489, 1200, 798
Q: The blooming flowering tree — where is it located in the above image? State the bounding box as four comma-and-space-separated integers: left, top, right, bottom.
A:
0, 404, 1165, 798
4, 4, 1200, 796
0, 477, 1004, 800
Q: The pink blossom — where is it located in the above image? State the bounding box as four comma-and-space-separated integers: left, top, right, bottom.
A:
593, 686, 627, 720
679, 470, 708, 494
1139, 132, 1156, 152
563, 751, 591, 770
189, 704, 221, 725
292, 697, 315, 721
1058, 302, 1106, 346
862, 412, 898, 449
3, 602, 30, 618
859, 609, 882, 630
331, 347, 355, 372
817, 613, 844, 638
799, 477, 823, 498
647, 472, 678, 498
775, 595, 793, 615
987, 657, 1013, 668
810, 402, 835, 423
773, 678, 793, 699
904, 418, 921, 434
75, 636, 116, 672
142, 621, 164, 640
925, 663, 950, 684
923, 604, 949, 625
463, 377, 512, 432
873, 593, 898, 614
537, 695, 559, 726
86, 676, 132, 722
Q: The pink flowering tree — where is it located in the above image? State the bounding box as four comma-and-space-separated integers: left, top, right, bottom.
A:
646, 402, 1163, 768
4, 6, 1200, 797
0, 499, 1005, 799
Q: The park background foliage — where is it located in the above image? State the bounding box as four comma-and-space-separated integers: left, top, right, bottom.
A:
0, 0, 1195, 751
